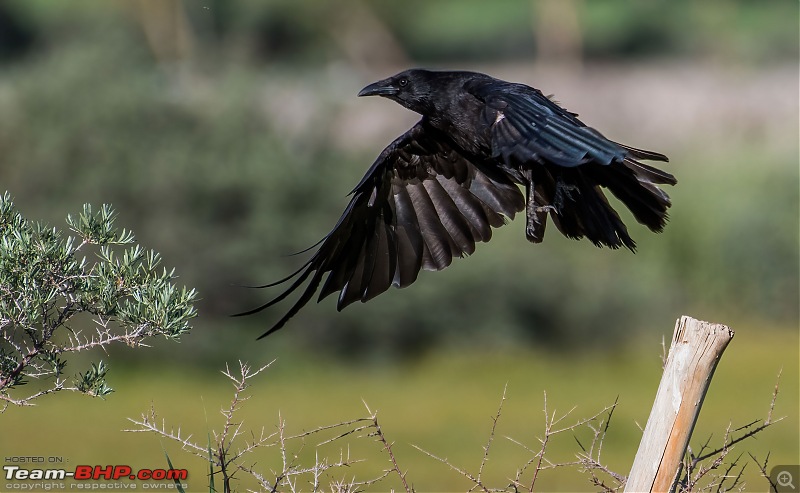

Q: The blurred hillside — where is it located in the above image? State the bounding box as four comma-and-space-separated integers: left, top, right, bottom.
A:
0, 0, 797, 365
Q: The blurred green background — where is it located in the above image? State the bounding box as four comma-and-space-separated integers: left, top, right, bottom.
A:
1, 0, 798, 491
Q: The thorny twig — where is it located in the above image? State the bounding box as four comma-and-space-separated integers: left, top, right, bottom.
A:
363, 400, 413, 493
507, 392, 617, 492
574, 396, 625, 492
478, 384, 507, 489
748, 452, 778, 493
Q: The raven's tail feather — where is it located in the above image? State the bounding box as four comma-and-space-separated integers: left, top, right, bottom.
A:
593, 159, 675, 234
532, 156, 675, 251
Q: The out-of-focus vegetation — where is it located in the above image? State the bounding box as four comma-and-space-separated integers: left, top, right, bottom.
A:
0, 0, 796, 362
0, 1, 797, 489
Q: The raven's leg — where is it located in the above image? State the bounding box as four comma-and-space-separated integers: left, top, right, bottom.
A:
524, 168, 549, 243
552, 174, 580, 210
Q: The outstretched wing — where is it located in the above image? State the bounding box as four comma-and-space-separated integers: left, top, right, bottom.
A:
240, 121, 525, 338
466, 79, 676, 248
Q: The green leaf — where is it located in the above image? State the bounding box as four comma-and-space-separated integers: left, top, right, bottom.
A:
74, 361, 113, 398
207, 433, 216, 493
162, 449, 186, 493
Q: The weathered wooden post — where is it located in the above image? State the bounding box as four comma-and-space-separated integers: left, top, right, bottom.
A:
624, 316, 734, 493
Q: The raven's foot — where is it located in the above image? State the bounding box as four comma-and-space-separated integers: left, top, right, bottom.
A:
553, 181, 580, 209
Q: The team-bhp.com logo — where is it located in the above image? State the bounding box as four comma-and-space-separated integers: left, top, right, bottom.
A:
5, 464, 188, 481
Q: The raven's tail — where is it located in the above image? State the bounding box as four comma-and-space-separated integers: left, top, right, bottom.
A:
531, 152, 676, 251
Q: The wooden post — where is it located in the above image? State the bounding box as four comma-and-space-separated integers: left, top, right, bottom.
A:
624, 316, 734, 493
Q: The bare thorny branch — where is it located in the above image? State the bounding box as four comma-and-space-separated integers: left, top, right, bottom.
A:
411, 385, 508, 493
362, 400, 413, 493
675, 369, 785, 493
573, 396, 625, 492
411, 386, 620, 493
125, 360, 410, 493
479, 384, 507, 487
0, 314, 140, 408
126, 362, 784, 493
409, 369, 782, 493
505, 392, 619, 492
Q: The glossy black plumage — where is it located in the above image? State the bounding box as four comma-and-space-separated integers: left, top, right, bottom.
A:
240, 69, 676, 337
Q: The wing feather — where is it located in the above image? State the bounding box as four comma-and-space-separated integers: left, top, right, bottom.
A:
242, 120, 524, 337
407, 180, 453, 270
435, 174, 492, 241
391, 184, 424, 287
423, 178, 475, 255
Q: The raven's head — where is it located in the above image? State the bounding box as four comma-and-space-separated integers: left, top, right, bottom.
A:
358, 69, 436, 116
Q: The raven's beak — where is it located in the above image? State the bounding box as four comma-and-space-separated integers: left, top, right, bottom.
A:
358, 79, 398, 97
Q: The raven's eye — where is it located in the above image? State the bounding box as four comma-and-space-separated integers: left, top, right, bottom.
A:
398, 78, 408, 87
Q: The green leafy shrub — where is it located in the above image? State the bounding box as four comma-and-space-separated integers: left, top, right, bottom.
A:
0, 192, 197, 408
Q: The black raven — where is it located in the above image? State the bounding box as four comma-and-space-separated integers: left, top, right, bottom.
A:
241, 69, 676, 337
